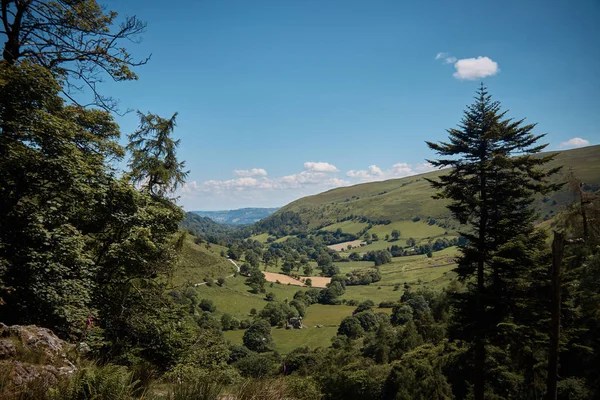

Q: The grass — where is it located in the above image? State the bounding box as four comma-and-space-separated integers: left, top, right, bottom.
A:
366, 220, 449, 239
320, 220, 370, 235
275, 145, 600, 229
173, 236, 235, 286
223, 326, 339, 354
334, 261, 374, 274
302, 305, 355, 326
193, 275, 307, 319
198, 247, 460, 354
249, 233, 271, 243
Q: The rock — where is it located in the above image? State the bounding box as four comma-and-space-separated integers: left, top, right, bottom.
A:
77, 342, 91, 355
288, 317, 305, 329
0, 323, 76, 394
0, 338, 17, 359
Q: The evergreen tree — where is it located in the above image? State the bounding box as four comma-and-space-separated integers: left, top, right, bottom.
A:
426, 84, 561, 399
127, 111, 189, 197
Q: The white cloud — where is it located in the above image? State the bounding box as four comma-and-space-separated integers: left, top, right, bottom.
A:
444, 56, 457, 64
233, 168, 267, 177
452, 56, 499, 80
346, 162, 437, 183
179, 160, 440, 209
435, 52, 448, 60
559, 137, 590, 149
347, 164, 383, 180
303, 161, 339, 172
368, 165, 383, 176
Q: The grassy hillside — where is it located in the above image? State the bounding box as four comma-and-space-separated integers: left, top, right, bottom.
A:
173, 235, 235, 286
271, 145, 600, 232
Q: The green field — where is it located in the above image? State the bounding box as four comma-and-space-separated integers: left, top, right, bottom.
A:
223, 326, 339, 354
366, 220, 449, 239
193, 275, 308, 319
249, 233, 271, 243
179, 239, 460, 354
321, 220, 370, 235
173, 236, 235, 286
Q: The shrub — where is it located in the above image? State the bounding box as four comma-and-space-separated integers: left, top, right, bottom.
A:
46, 364, 142, 400
243, 319, 274, 352
199, 299, 216, 312
265, 292, 276, 301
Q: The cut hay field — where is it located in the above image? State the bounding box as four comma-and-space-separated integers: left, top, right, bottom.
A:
327, 239, 364, 252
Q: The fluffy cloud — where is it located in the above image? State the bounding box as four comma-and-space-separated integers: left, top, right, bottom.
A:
436, 53, 500, 80
347, 164, 383, 179
559, 137, 590, 149
346, 162, 436, 182
303, 161, 339, 172
179, 160, 439, 209
233, 168, 267, 177
452, 56, 499, 80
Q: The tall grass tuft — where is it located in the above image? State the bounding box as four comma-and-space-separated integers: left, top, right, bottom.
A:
46, 364, 143, 400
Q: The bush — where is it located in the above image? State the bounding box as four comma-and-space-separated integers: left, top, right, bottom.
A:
379, 300, 398, 308
217, 277, 226, 286
353, 300, 375, 314
199, 299, 216, 312
243, 319, 274, 352
265, 292, 276, 301
259, 302, 299, 326
234, 354, 277, 378
46, 364, 142, 400
239, 319, 252, 329
221, 313, 241, 331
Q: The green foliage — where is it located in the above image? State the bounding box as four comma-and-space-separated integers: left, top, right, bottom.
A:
127, 111, 188, 197
338, 316, 365, 339
246, 267, 267, 294
243, 319, 274, 353
259, 302, 299, 327
382, 345, 454, 400
46, 364, 143, 400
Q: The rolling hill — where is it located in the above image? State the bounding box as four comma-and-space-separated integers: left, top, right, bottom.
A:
261, 145, 600, 234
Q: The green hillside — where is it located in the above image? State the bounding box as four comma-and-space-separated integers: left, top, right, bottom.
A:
268, 145, 600, 233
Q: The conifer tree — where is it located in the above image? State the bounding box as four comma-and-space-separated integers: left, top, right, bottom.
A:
426, 84, 561, 399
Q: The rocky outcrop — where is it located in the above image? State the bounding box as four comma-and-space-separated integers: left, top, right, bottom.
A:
0, 323, 76, 394
286, 316, 306, 329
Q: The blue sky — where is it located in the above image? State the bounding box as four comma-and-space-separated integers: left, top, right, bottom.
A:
101, 0, 600, 210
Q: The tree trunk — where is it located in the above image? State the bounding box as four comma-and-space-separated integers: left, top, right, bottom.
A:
545, 231, 564, 400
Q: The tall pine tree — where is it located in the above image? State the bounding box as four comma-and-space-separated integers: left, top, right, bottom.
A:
426, 84, 561, 399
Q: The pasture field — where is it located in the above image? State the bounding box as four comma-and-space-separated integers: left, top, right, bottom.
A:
172, 236, 235, 286
184, 243, 459, 353
366, 220, 449, 240
320, 220, 370, 235
249, 233, 271, 243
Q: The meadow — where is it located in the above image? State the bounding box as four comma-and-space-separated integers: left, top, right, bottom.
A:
185, 245, 459, 353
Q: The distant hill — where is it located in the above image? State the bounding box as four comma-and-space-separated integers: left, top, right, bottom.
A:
192, 207, 280, 225
254, 145, 600, 236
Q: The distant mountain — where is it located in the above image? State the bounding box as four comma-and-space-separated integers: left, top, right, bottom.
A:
192, 207, 280, 225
